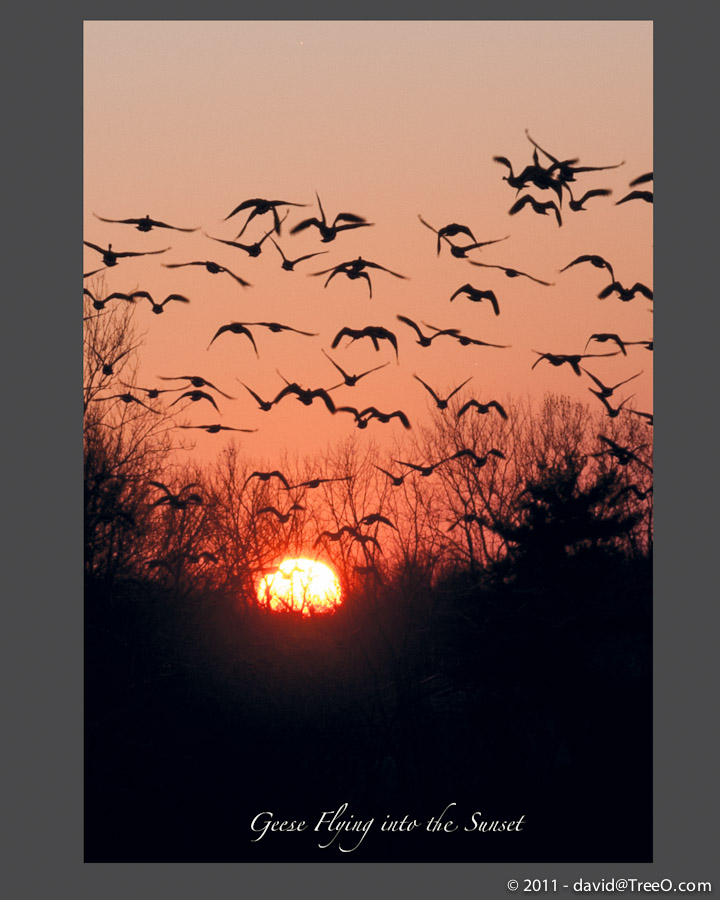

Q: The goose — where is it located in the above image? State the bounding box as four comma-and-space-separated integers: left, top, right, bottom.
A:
559, 254, 615, 282
84, 241, 170, 267
311, 256, 408, 298
207, 322, 259, 355
93, 212, 199, 232
290, 192, 372, 242
163, 260, 252, 287
524, 130, 625, 182
468, 260, 553, 285
597, 281, 653, 301
178, 423, 257, 434
508, 194, 562, 227
616, 190, 653, 205
322, 349, 389, 388
158, 375, 235, 399
269, 237, 328, 271
331, 325, 399, 361
580, 368, 643, 398
532, 350, 619, 376
457, 398, 508, 420
127, 290, 190, 314
224, 197, 307, 237
449, 284, 500, 315
168, 390, 221, 413
413, 374, 472, 409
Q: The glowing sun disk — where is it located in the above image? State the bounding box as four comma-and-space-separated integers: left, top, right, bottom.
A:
257, 558, 342, 616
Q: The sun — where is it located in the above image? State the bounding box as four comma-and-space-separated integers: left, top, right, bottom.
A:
256, 558, 342, 616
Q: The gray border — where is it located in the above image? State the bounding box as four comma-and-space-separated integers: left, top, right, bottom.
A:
9, 2, 717, 898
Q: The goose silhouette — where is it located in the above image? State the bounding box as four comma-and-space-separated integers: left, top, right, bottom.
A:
224, 197, 307, 237
468, 260, 553, 285
290, 192, 372, 242
269, 237, 328, 271
413, 374, 472, 409
163, 260, 252, 288
84, 241, 170, 267
93, 212, 199, 232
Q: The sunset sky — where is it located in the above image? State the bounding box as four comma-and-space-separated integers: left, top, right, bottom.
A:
83, 20, 652, 468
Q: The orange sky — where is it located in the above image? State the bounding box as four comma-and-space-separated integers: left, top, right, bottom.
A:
84, 20, 652, 469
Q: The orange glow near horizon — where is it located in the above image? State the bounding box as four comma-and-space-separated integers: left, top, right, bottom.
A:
257, 558, 342, 616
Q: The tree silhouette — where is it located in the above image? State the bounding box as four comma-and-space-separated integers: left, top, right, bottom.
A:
487, 454, 642, 593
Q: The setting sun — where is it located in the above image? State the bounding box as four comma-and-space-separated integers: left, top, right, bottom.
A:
256, 558, 342, 616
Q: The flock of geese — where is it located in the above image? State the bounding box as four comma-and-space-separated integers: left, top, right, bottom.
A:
85, 129, 652, 565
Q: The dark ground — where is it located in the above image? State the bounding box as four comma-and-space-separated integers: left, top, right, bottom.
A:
84, 553, 652, 862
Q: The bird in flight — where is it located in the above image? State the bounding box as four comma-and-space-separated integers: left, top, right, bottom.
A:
244, 470, 292, 491
90, 344, 136, 377
168, 390, 221, 413
595, 435, 652, 471
242, 321, 318, 337
393, 459, 444, 478
509, 194, 563, 227
559, 254, 616, 282
616, 189, 653, 206
627, 409, 654, 426
457, 398, 508, 420
337, 406, 411, 430
413, 375, 472, 410
163, 260, 252, 288
126, 290, 190, 315
628, 172, 653, 186
331, 325, 399, 362
84, 241, 170, 267
445, 448, 506, 468
374, 465, 410, 486
417, 216, 510, 258
272, 383, 338, 414
83, 288, 137, 310
360, 513, 397, 530
224, 197, 307, 237
580, 368, 643, 399
204, 221, 280, 258
158, 375, 235, 399
395, 315, 443, 347
207, 322, 259, 355
423, 324, 510, 349
269, 237, 328, 271
589, 390, 635, 419
583, 333, 650, 356
120, 382, 179, 399
314, 526, 383, 552
93, 212, 199, 232
290, 192, 373, 242
468, 260, 553, 285
237, 382, 277, 412
493, 153, 564, 203
92, 392, 161, 413
447, 512, 489, 532
597, 281, 653, 302
149, 481, 203, 509
566, 187, 613, 212
287, 476, 352, 491
449, 284, 500, 315
532, 351, 619, 376
178, 423, 257, 434
524, 130, 625, 183
256, 504, 304, 523
322, 349, 389, 389
311, 257, 408, 298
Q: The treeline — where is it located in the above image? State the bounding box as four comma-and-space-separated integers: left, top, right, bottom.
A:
84, 290, 652, 862
85, 294, 652, 603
